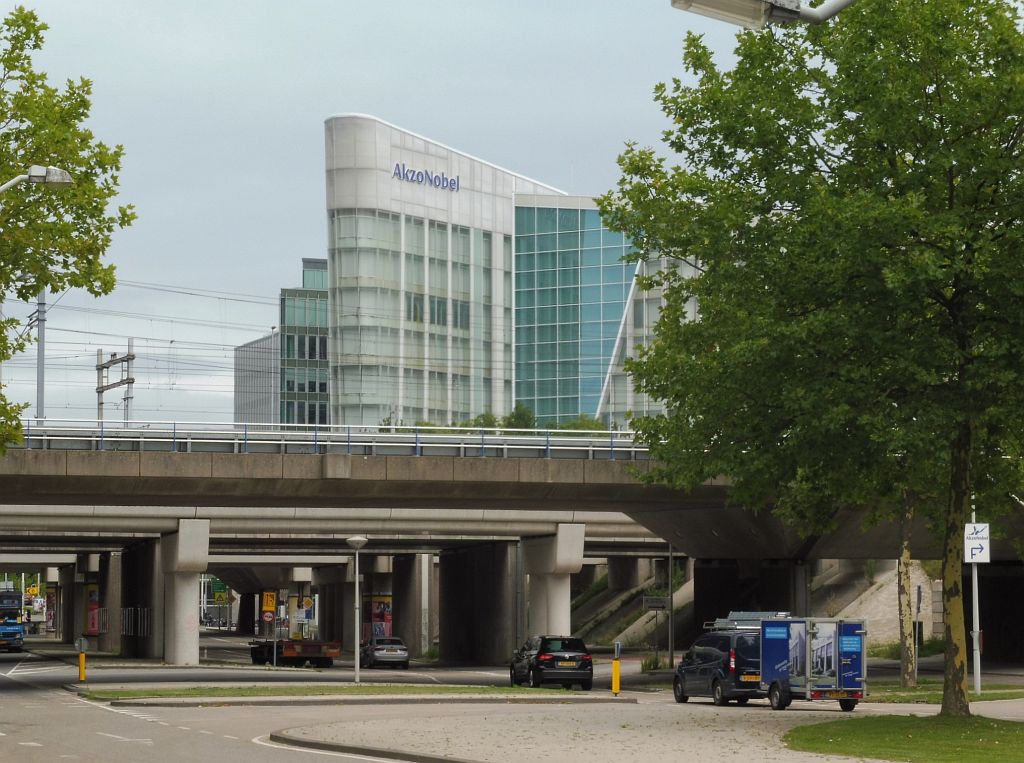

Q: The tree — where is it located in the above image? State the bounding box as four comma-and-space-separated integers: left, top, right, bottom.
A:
555, 413, 608, 431
0, 7, 134, 446
502, 402, 536, 430
598, 0, 1024, 716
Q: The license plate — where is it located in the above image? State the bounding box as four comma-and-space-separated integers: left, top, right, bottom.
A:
825, 690, 851, 698
739, 674, 760, 682
558, 660, 575, 667
386, 649, 397, 653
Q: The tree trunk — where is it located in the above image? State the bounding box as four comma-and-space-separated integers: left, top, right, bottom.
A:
897, 495, 916, 689
940, 421, 971, 716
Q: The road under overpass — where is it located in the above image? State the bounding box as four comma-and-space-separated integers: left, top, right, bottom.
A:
1, 439, 1021, 664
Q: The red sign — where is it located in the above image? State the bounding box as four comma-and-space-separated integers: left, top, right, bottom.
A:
261, 611, 274, 623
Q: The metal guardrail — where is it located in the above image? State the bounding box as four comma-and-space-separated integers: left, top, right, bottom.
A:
15, 418, 650, 461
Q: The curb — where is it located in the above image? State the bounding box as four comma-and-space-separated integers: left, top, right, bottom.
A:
270, 729, 481, 763
109, 694, 638, 708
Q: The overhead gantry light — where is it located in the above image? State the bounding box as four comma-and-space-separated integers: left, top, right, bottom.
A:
671, 0, 859, 29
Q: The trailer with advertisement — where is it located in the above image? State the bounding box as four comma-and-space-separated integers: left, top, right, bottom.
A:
759, 617, 866, 712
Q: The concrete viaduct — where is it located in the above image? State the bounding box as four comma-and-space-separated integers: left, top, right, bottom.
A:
1, 422, 1020, 664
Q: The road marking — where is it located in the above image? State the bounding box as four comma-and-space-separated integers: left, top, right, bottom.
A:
223, 735, 239, 740
199, 729, 214, 735
177, 726, 191, 730
97, 732, 153, 745
18, 742, 43, 746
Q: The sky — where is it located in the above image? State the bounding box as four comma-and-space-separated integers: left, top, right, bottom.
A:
2, 1, 740, 424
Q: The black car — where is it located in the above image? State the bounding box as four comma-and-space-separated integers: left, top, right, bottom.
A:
674, 629, 764, 706
510, 635, 593, 690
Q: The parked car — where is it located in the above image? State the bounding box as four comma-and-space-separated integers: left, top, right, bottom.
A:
360, 636, 409, 669
510, 635, 593, 690
674, 628, 764, 706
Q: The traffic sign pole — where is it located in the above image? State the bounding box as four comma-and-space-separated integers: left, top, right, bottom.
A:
965, 513, 988, 697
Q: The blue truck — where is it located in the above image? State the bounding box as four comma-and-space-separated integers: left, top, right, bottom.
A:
760, 616, 867, 711
0, 586, 25, 652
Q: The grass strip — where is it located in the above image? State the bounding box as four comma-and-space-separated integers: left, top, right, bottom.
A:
81, 684, 544, 701
867, 680, 1024, 704
785, 715, 1024, 763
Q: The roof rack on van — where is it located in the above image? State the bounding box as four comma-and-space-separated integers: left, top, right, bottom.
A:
703, 611, 792, 631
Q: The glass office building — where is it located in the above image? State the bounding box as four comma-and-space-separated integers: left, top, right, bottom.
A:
234, 259, 329, 427
324, 114, 562, 427
279, 258, 330, 426
236, 116, 667, 429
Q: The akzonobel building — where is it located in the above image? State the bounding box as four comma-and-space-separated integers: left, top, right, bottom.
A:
325, 114, 563, 426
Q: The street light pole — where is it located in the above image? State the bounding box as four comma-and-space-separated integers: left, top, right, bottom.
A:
0, 165, 74, 423
347, 535, 368, 684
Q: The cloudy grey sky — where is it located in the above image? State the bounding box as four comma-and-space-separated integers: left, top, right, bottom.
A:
4, 1, 739, 423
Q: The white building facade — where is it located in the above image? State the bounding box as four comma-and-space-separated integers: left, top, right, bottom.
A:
325, 114, 563, 426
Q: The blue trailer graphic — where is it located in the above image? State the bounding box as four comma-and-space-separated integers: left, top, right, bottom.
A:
760, 617, 866, 711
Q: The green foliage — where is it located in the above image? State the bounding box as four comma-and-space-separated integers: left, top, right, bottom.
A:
598, 0, 1024, 715
502, 402, 536, 430
554, 413, 607, 431
869, 636, 946, 660
640, 653, 665, 672
785, 716, 1024, 763
0, 7, 133, 448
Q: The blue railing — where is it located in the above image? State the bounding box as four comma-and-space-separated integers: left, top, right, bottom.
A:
14, 418, 649, 461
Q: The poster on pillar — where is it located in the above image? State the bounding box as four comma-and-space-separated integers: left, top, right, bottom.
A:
45, 586, 56, 633
371, 594, 392, 638
85, 584, 100, 637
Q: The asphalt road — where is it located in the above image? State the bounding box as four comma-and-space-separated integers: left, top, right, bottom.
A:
4, 635, 1023, 763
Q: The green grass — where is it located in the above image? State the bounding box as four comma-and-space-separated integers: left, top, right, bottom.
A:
869, 636, 946, 659
81, 684, 544, 701
785, 715, 1024, 763
867, 679, 1024, 704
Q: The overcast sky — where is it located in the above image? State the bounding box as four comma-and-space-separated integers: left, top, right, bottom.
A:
3, 1, 740, 423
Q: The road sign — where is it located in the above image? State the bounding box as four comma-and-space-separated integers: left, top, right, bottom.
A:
642, 596, 670, 611
964, 523, 990, 563
261, 611, 274, 623
213, 591, 228, 604
261, 591, 276, 612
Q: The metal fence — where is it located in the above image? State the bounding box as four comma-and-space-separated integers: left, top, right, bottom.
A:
16, 418, 650, 461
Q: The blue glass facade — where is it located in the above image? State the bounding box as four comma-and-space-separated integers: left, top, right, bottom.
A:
514, 199, 637, 426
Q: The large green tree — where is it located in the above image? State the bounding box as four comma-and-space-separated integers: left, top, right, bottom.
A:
598, 0, 1024, 716
0, 7, 133, 444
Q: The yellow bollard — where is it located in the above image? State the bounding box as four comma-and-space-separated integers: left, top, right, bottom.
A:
76, 637, 87, 682
611, 657, 621, 696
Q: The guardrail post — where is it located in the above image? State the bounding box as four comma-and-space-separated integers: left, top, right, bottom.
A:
415, 427, 421, 456
314, 424, 319, 454
347, 425, 351, 455
26, 419, 30, 450
480, 428, 485, 457
172, 422, 177, 453
243, 423, 248, 454
545, 431, 551, 459
99, 420, 104, 451
610, 430, 615, 461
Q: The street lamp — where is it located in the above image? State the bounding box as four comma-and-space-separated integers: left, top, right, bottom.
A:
0, 165, 74, 194
346, 535, 368, 684
671, 0, 859, 29
0, 165, 74, 422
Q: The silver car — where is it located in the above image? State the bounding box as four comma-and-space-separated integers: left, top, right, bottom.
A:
360, 636, 409, 669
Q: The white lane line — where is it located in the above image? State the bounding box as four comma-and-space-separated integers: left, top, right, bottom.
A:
177, 726, 190, 731
223, 735, 239, 740
199, 730, 214, 735
400, 671, 442, 683
18, 742, 43, 747
97, 732, 153, 745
